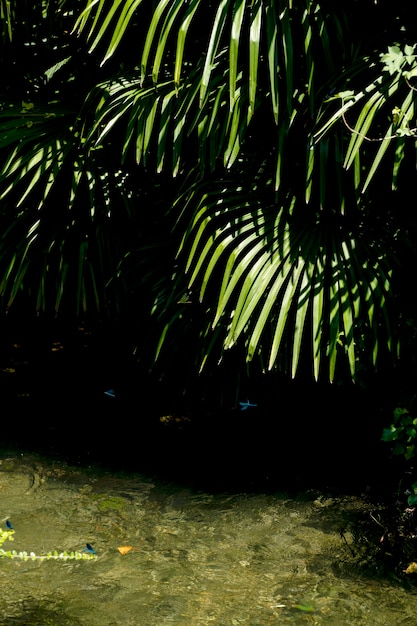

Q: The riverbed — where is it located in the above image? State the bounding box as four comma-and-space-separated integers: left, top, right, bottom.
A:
1, 452, 417, 625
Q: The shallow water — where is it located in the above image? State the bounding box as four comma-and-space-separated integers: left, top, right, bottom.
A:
1, 453, 416, 625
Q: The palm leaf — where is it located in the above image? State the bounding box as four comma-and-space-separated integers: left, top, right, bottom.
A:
280, 3, 293, 116
311, 248, 325, 380
75, 0, 146, 63
265, 0, 279, 124
229, 0, 246, 111
77, 0, 351, 186
248, 0, 262, 123
174, 177, 395, 380
174, 0, 200, 88
141, 0, 174, 85
0, 98, 135, 315
200, 0, 231, 108
314, 45, 417, 192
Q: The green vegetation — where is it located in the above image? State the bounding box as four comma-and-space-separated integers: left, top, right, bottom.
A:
0, 4, 416, 553
383, 406, 417, 505
0, 526, 97, 561
383, 407, 417, 465
0, 1, 415, 391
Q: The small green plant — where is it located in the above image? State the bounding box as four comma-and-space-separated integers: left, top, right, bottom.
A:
382, 406, 417, 506
0, 526, 97, 561
382, 407, 417, 461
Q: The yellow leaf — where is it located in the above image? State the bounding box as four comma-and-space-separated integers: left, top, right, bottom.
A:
403, 562, 417, 574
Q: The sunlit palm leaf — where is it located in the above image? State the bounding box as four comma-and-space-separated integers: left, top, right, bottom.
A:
199, 0, 231, 108
174, 0, 200, 88
141, 0, 174, 85
362, 91, 414, 192
248, 0, 262, 122
0, 102, 73, 206
314, 45, 417, 192
86, 62, 249, 174
301, 5, 314, 109
76, 0, 146, 63
343, 90, 389, 170
0, 101, 132, 315
86, 76, 196, 172
2, 0, 406, 387
229, 0, 245, 110
174, 180, 394, 381
311, 250, 324, 380
0, 0, 13, 43
279, 3, 293, 115
77, 0, 347, 181
265, 0, 279, 124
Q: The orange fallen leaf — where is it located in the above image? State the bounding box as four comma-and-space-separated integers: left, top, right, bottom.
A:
117, 546, 133, 555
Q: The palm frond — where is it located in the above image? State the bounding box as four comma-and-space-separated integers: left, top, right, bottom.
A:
158, 178, 395, 381
77, 0, 349, 182
2, 0, 408, 388
314, 44, 417, 192
85, 62, 249, 174
0, 100, 133, 315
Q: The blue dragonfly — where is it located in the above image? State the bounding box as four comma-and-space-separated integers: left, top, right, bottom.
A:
84, 543, 96, 555
104, 389, 116, 398
239, 400, 258, 411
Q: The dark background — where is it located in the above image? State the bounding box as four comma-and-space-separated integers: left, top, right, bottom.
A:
1, 314, 405, 497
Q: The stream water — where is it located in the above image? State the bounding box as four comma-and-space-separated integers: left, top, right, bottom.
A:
1, 452, 417, 626
1, 323, 417, 623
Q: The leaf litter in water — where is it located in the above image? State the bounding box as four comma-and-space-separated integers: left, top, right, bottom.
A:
293, 603, 316, 613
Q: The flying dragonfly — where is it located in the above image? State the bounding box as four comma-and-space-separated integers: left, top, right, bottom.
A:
239, 400, 258, 411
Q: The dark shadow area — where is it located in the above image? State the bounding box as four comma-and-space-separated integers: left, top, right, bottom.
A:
0, 315, 405, 497
0, 602, 82, 626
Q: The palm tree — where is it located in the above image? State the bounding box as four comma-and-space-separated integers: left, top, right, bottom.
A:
0, 0, 150, 320
1, 1, 416, 387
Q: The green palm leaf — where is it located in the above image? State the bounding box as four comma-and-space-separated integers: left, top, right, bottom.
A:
174, 0, 200, 88
76, 0, 146, 63
1, 0, 406, 387
77, 1, 347, 180
0, 100, 134, 315
199, 0, 231, 108
172, 179, 394, 381
229, 0, 246, 110
141, 0, 175, 85
314, 44, 417, 192
248, 0, 262, 122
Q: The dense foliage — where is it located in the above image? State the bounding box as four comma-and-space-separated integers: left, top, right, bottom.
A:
0, 1, 416, 389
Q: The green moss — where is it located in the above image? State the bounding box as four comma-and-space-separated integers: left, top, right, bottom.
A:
97, 496, 126, 511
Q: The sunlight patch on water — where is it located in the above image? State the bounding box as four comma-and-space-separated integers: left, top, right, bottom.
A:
1, 454, 417, 625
